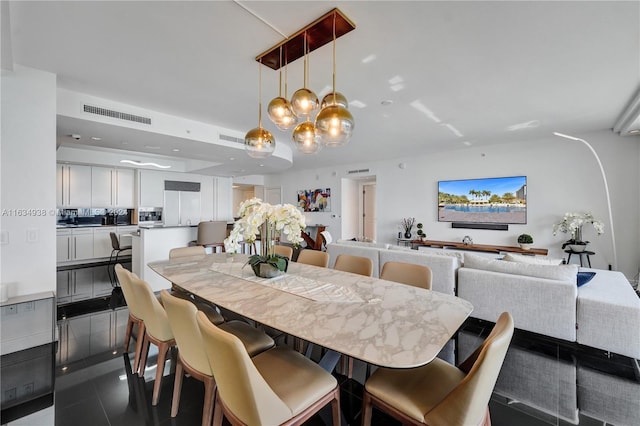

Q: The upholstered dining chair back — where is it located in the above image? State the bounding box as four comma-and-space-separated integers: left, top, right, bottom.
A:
272, 245, 293, 260
114, 264, 141, 318
334, 254, 374, 277
129, 274, 174, 343
380, 261, 433, 290
169, 246, 206, 258
297, 249, 330, 268
196, 311, 293, 425
196, 221, 228, 247
160, 290, 211, 375
426, 311, 514, 425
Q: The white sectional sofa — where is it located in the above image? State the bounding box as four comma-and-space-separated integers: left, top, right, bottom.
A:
457, 253, 640, 360
326, 242, 640, 361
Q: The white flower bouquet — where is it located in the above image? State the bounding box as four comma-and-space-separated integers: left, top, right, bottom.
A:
225, 198, 306, 275
553, 212, 604, 245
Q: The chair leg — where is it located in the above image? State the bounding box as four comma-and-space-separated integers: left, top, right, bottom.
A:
124, 315, 134, 352
108, 250, 116, 285
202, 376, 216, 426
152, 342, 171, 405
138, 333, 151, 377
331, 388, 341, 426
171, 359, 184, 417
361, 391, 373, 426
133, 322, 145, 374
213, 392, 224, 426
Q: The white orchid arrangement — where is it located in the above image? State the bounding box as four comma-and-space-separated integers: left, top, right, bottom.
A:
224, 198, 306, 255
553, 212, 604, 242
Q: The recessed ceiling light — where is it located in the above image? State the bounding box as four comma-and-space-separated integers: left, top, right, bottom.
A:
172, 148, 180, 152
259, 164, 265, 167
90, 136, 102, 141
463, 141, 473, 146
362, 54, 377, 64
388, 76, 403, 85
629, 129, 640, 135
381, 100, 394, 106
389, 84, 404, 92
229, 157, 235, 161
350, 100, 367, 108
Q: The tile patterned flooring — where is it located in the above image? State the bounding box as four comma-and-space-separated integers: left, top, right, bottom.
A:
23, 300, 640, 425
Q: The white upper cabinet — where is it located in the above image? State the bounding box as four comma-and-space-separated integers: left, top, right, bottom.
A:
91, 167, 135, 208
138, 170, 165, 207
57, 164, 92, 207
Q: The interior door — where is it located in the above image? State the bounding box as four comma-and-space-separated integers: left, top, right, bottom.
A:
265, 187, 282, 205
363, 183, 376, 241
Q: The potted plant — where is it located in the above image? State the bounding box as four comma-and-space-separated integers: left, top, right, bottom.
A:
416, 223, 426, 241
553, 212, 604, 252
517, 233, 533, 250
225, 198, 305, 277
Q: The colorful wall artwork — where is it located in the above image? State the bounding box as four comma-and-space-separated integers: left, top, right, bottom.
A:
297, 188, 331, 212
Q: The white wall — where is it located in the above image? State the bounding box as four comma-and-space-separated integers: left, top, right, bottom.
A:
267, 131, 640, 279
1, 65, 57, 297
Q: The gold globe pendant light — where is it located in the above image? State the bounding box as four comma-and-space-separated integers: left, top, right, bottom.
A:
292, 120, 322, 154
316, 14, 355, 147
245, 61, 276, 159
290, 34, 319, 119
267, 47, 297, 130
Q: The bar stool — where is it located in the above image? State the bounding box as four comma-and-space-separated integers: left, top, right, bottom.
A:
109, 232, 131, 285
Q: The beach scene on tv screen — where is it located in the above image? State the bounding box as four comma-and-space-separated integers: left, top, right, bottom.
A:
438, 176, 527, 224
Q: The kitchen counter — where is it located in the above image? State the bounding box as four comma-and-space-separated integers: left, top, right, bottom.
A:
56, 223, 136, 229
137, 224, 197, 229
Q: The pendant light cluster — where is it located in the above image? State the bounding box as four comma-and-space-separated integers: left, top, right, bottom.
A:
245, 8, 356, 159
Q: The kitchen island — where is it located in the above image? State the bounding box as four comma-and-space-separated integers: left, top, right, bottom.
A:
132, 225, 197, 291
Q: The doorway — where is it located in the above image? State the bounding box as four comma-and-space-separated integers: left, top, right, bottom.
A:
361, 182, 376, 241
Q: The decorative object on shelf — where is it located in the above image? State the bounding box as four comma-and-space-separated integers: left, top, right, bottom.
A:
553, 212, 604, 252
254, 8, 356, 156
462, 235, 473, 245
517, 233, 533, 250
225, 198, 305, 278
401, 217, 415, 239
416, 223, 426, 241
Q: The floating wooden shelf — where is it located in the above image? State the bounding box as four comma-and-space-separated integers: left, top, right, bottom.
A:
255, 8, 356, 70
412, 239, 549, 256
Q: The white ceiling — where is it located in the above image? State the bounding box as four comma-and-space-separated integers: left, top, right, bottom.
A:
6, 1, 640, 176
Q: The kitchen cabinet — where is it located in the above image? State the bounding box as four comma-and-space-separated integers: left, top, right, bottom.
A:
93, 228, 114, 259
91, 167, 135, 208
56, 268, 93, 304
57, 228, 94, 262
57, 164, 92, 207
138, 170, 165, 207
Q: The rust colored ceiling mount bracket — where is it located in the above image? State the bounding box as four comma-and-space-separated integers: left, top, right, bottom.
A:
255, 8, 356, 70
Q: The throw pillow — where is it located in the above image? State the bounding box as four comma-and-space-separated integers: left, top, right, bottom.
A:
464, 253, 578, 282
502, 253, 564, 266
577, 271, 596, 287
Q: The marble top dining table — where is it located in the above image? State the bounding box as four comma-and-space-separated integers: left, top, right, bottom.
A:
148, 253, 473, 369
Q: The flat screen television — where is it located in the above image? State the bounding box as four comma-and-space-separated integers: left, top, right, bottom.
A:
438, 176, 527, 224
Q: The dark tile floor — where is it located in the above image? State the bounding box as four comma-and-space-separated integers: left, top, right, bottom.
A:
44, 302, 640, 426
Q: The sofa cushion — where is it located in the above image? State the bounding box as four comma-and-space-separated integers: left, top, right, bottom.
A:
464, 253, 578, 282
502, 253, 563, 266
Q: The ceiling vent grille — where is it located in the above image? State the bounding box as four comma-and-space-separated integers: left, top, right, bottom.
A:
219, 133, 245, 144
83, 104, 151, 125
347, 168, 371, 174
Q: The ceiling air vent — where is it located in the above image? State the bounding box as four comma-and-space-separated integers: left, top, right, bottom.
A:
219, 133, 245, 144
347, 168, 371, 174
83, 104, 151, 125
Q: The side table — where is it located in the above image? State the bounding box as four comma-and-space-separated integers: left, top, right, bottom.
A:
564, 249, 595, 268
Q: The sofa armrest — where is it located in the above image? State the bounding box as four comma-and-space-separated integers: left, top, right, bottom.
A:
577, 269, 640, 359
458, 268, 577, 341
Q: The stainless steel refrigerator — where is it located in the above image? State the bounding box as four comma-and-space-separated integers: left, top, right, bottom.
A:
163, 180, 201, 226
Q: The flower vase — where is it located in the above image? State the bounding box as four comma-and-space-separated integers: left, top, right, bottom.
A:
404, 231, 412, 239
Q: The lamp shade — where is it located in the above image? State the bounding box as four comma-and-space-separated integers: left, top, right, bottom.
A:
244, 127, 276, 158
292, 121, 322, 154
291, 88, 319, 118
321, 92, 348, 109
315, 104, 354, 147
267, 96, 298, 130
